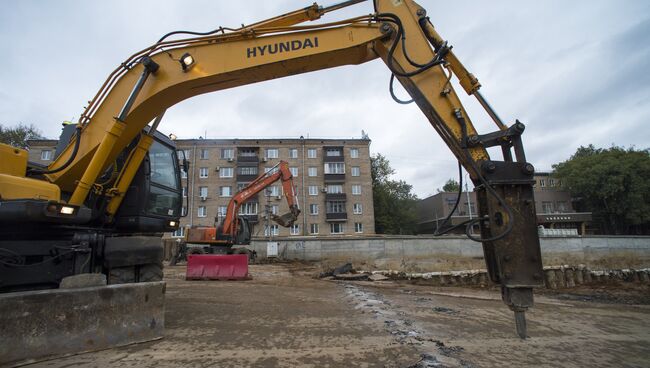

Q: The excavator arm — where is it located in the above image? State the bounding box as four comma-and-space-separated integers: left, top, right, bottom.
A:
222, 160, 300, 240
20, 0, 542, 336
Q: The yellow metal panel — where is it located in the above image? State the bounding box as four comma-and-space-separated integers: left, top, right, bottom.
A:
0, 143, 28, 177
0, 174, 60, 201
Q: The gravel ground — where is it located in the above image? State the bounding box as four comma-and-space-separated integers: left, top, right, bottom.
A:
27, 262, 650, 368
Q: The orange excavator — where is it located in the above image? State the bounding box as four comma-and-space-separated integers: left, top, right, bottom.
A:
176, 160, 300, 270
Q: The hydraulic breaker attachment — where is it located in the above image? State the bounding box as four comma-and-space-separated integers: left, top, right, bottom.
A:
186, 254, 250, 280
475, 161, 544, 339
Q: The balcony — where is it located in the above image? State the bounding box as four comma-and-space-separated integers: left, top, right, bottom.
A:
239, 214, 259, 223
323, 146, 344, 162
325, 193, 347, 201
324, 173, 345, 182
237, 155, 259, 164
323, 155, 344, 163
326, 212, 347, 221
237, 174, 259, 182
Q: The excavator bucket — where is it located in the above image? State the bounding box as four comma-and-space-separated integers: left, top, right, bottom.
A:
272, 211, 298, 227
186, 254, 250, 280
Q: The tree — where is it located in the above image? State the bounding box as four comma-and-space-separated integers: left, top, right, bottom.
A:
0, 123, 44, 148
439, 178, 460, 192
370, 153, 419, 234
553, 145, 650, 234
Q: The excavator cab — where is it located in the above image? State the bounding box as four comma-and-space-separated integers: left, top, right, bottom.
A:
113, 132, 182, 233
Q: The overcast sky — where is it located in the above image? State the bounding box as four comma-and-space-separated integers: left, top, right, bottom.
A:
1, 0, 649, 197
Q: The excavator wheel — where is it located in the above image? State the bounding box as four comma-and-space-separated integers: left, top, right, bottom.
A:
107, 263, 163, 284
108, 266, 137, 284
139, 263, 164, 282
232, 247, 257, 264
186, 246, 206, 256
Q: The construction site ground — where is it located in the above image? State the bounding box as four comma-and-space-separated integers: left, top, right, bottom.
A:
30, 262, 650, 368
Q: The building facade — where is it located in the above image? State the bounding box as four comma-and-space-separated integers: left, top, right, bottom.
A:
24, 136, 376, 238
175, 137, 375, 238
417, 172, 592, 234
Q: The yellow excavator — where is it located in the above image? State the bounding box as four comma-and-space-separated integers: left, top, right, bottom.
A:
0, 0, 544, 363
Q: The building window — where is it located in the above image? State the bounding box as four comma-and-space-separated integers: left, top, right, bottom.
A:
330, 223, 344, 234
181, 168, 187, 178
324, 162, 345, 174
326, 148, 341, 157
237, 182, 248, 191
266, 185, 280, 197
327, 201, 345, 213
218, 206, 228, 218
220, 186, 232, 197
308, 185, 318, 196
309, 204, 319, 215
351, 167, 360, 177
353, 203, 362, 214
181, 206, 187, 216
172, 227, 185, 237
290, 167, 299, 177
354, 222, 363, 233
179, 149, 191, 160
199, 167, 208, 178
310, 223, 319, 234
289, 148, 298, 159
239, 148, 257, 157
351, 185, 361, 195
264, 224, 279, 236
290, 224, 300, 235
239, 202, 258, 215
41, 150, 52, 161
270, 205, 279, 215
549, 178, 556, 187
198, 206, 207, 217
200, 149, 209, 160
350, 148, 359, 158
308, 167, 318, 177
220, 167, 233, 178
542, 201, 553, 214
182, 187, 187, 197
557, 201, 568, 213
221, 148, 234, 159
326, 184, 343, 194
264, 166, 279, 174
239, 166, 258, 176
199, 186, 208, 198
539, 179, 546, 188
265, 148, 279, 159
307, 148, 317, 159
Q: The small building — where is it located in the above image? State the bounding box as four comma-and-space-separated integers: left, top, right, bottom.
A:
417, 172, 592, 235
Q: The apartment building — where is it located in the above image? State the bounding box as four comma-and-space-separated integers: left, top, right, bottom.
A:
417, 171, 592, 234
175, 137, 375, 238
24, 136, 375, 238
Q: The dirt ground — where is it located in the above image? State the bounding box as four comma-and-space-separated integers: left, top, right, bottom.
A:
29, 262, 650, 368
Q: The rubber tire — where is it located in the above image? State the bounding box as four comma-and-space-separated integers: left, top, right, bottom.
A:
107, 263, 163, 284
138, 263, 163, 282
107, 267, 136, 284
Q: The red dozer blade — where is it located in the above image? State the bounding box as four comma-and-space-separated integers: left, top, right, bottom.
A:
186, 254, 250, 280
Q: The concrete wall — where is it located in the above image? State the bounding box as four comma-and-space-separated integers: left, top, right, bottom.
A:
248, 235, 650, 271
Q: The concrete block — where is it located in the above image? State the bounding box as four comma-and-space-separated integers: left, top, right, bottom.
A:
565, 268, 576, 287
0, 282, 165, 367
555, 269, 566, 287
545, 270, 557, 289
574, 269, 584, 285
